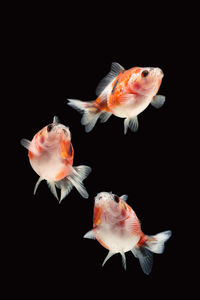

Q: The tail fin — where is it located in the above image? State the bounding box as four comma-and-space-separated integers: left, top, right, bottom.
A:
56, 165, 92, 202
144, 230, 172, 254
131, 230, 172, 275
67, 99, 111, 132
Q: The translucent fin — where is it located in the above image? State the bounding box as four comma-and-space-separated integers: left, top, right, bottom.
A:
53, 116, 60, 124
84, 113, 101, 133
120, 195, 128, 202
102, 251, 115, 267
131, 247, 153, 275
68, 99, 91, 113
121, 251, 127, 270
33, 177, 43, 195
56, 177, 74, 203
132, 230, 172, 274
145, 230, 172, 254
20, 138, 31, 150
124, 116, 139, 134
151, 95, 166, 109
68, 177, 88, 198
67, 99, 101, 132
67, 165, 92, 198
20, 138, 38, 155
99, 111, 112, 123
47, 181, 59, 200
55, 165, 91, 201
83, 230, 96, 240
73, 165, 92, 181
96, 62, 125, 97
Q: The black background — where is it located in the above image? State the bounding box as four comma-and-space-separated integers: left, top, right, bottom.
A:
9, 3, 189, 299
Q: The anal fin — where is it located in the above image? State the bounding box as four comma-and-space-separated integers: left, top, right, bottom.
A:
121, 251, 127, 270
34, 177, 44, 195
102, 251, 115, 267
131, 247, 153, 275
99, 111, 112, 123
47, 181, 59, 200
124, 116, 139, 134
56, 177, 74, 203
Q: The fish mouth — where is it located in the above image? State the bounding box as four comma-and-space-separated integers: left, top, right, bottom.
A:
158, 68, 164, 78
52, 124, 70, 137
151, 67, 164, 78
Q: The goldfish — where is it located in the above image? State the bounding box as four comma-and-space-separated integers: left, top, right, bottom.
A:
84, 192, 172, 274
68, 62, 165, 134
21, 116, 91, 202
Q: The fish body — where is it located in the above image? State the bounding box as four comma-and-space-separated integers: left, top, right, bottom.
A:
21, 116, 91, 202
68, 63, 165, 134
84, 192, 172, 274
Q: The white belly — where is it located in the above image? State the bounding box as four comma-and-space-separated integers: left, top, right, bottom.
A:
96, 225, 140, 253
30, 151, 67, 182
112, 95, 152, 118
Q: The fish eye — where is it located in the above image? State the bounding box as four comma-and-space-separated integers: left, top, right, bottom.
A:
141, 70, 149, 77
113, 194, 119, 203
47, 124, 53, 132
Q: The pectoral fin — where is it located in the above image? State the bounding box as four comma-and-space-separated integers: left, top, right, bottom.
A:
151, 95, 165, 108
20, 139, 38, 155
83, 230, 96, 240
102, 251, 115, 267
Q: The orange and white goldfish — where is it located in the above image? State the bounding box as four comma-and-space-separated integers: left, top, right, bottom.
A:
68, 62, 165, 134
84, 192, 171, 274
21, 116, 91, 202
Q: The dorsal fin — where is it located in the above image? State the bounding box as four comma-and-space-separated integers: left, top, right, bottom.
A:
53, 116, 60, 124
95, 62, 125, 97
120, 195, 128, 202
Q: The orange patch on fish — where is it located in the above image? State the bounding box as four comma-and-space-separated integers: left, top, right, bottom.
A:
109, 69, 133, 108
96, 236, 109, 250
137, 232, 148, 247
60, 140, 70, 159
28, 150, 34, 160
93, 206, 102, 227
55, 169, 67, 181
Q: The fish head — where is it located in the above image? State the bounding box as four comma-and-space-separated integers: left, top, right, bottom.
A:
36, 116, 71, 150
94, 192, 128, 226
129, 67, 164, 97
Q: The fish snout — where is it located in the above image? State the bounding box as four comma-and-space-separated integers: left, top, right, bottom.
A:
152, 67, 164, 78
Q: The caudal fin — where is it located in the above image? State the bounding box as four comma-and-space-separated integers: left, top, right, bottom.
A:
131, 230, 172, 275
67, 99, 111, 132
56, 165, 92, 202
